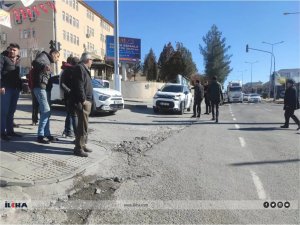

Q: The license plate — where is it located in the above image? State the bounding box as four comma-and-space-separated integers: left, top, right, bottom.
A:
160, 102, 169, 106
114, 100, 123, 104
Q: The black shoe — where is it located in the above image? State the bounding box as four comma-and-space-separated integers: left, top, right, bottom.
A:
211, 118, 215, 121
83, 147, 93, 153
37, 136, 50, 144
1, 134, 11, 141
216, 119, 219, 123
7, 132, 22, 137
197, 115, 200, 118
204, 112, 209, 115
74, 149, 88, 157
191, 115, 196, 118
47, 136, 58, 142
280, 125, 289, 128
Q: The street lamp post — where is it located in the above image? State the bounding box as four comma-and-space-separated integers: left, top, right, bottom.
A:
245, 61, 258, 93
237, 69, 247, 88
262, 41, 284, 98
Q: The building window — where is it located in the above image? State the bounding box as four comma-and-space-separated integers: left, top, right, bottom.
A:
63, 30, 66, 40
23, 29, 30, 39
64, 49, 67, 59
73, 18, 76, 27
72, 0, 75, 8
15, 13, 23, 24
76, 1, 78, 10
70, 34, 73, 43
20, 49, 28, 58
32, 28, 36, 38
76, 37, 79, 45
62, 11, 65, 21
68, 0, 72, 7
66, 13, 69, 23
69, 16, 72, 25
66, 32, 69, 41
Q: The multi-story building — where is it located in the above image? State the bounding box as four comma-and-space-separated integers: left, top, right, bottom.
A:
0, 0, 114, 76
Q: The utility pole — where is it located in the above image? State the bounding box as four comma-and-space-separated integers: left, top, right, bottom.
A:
245, 61, 258, 92
114, 0, 121, 92
262, 41, 284, 98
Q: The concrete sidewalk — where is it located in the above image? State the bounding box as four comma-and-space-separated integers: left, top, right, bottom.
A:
0, 96, 110, 187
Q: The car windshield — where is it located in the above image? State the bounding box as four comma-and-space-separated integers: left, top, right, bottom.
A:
161, 85, 183, 93
250, 94, 260, 97
92, 79, 105, 88
229, 87, 242, 92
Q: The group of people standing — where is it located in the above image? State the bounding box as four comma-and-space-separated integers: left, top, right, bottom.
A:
0, 43, 94, 157
192, 76, 223, 123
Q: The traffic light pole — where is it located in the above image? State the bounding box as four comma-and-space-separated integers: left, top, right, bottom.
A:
246, 45, 276, 100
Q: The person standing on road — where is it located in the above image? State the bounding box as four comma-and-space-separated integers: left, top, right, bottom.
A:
60, 56, 79, 137
191, 80, 204, 118
71, 53, 93, 157
281, 79, 300, 130
0, 43, 22, 141
209, 76, 223, 123
204, 80, 211, 114
32, 49, 60, 144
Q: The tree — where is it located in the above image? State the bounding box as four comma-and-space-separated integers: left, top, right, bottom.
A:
164, 51, 185, 82
143, 48, 158, 81
158, 42, 175, 81
199, 24, 232, 84
128, 61, 143, 81
176, 42, 197, 79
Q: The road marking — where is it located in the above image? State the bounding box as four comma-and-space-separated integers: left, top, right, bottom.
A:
250, 170, 267, 200
231, 114, 235, 117
238, 137, 246, 147
235, 124, 240, 129
233, 118, 236, 121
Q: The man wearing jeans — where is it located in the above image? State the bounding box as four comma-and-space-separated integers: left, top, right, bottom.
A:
0, 43, 22, 141
32, 49, 60, 144
71, 53, 93, 157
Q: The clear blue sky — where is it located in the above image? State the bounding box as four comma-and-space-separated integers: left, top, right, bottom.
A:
86, 0, 300, 86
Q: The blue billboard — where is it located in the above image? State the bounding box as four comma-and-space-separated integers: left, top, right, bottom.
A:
106, 35, 141, 62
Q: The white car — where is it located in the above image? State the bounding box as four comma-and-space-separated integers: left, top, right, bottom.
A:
91, 79, 124, 113
248, 93, 262, 103
153, 83, 193, 114
51, 77, 124, 114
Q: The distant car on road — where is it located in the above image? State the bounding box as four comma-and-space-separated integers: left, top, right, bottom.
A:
153, 83, 193, 114
243, 93, 250, 102
248, 93, 262, 103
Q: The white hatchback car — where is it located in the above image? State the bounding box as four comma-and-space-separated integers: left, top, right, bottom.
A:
91, 79, 124, 113
248, 93, 262, 103
153, 83, 193, 114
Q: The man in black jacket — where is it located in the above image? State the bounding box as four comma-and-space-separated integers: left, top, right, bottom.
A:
32, 49, 60, 144
204, 80, 211, 114
0, 43, 22, 140
209, 76, 223, 123
71, 53, 93, 157
191, 80, 204, 118
281, 79, 300, 130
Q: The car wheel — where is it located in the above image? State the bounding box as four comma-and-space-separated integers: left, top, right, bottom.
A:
153, 107, 159, 113
179, 102, 184, 115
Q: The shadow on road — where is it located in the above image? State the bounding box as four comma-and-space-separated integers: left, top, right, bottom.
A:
229, 158, 300, 166
1, 134, 73, 155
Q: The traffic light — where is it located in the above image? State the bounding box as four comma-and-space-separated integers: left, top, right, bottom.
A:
246, 44, 249, 53
49, 40, 55, 50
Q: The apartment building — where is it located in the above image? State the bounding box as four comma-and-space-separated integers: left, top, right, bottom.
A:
0, 0, 114, 75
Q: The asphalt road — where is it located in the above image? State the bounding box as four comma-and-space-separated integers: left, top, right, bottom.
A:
87, 102, 299, 224
1, 99, 299, 224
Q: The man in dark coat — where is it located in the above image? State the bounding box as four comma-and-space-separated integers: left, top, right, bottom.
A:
191, 80, 204, 118
71, 53, 93, 157
0, 43, 22, 141
208, 76, 223, 123
281, 79, 300, 130
60, 56, 79, 137
204, 80, 211, 114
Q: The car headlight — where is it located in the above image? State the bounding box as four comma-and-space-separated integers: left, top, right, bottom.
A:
173, 94, 181, 100
98, 94, 110, 101
153, 94, 158, 99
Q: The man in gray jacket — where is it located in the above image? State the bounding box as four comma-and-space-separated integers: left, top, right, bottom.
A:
32, 49, 60, 144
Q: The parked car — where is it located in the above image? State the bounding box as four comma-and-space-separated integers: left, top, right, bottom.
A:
248, 93, 262, 103
91, 79, 124, 113
51, 76, 124, 114
243, 93, 250, 102
153, 83, 193, 114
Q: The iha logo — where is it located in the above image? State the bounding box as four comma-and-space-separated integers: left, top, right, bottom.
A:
5, 201, 28, 209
